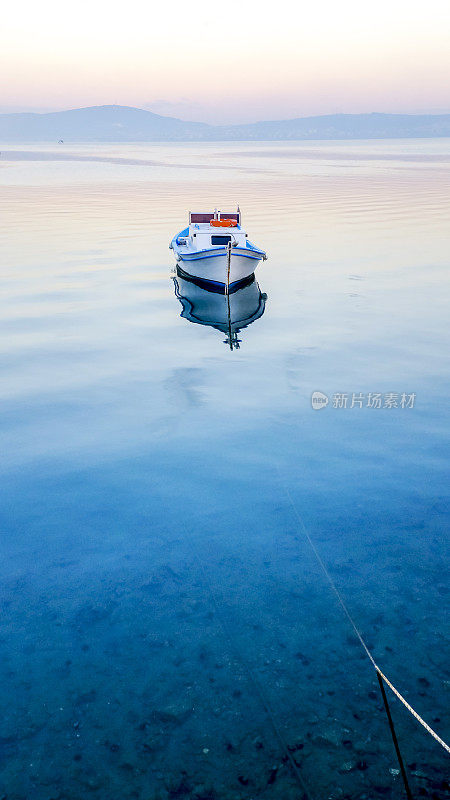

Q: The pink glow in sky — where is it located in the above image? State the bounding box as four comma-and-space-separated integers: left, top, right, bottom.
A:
1, 0, 450, 123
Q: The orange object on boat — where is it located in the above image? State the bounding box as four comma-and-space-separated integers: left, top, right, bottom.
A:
210, 219, 238, 227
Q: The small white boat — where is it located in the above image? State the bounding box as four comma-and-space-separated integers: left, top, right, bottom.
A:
169, 208, 267, 293
173, 269, 267, 349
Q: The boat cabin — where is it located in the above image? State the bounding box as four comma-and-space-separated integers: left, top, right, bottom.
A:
185, 210, 247, 250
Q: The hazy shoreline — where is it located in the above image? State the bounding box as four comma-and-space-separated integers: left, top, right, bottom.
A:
1, 105, 450, 143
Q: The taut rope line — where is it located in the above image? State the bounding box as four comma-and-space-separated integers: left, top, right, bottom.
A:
280, 477, 450, 756
377, 668, 450, 754
377, 671, 414, 800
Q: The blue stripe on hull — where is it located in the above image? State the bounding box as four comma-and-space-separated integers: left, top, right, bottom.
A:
176, 249, 262, 262
176, 265, 255, 295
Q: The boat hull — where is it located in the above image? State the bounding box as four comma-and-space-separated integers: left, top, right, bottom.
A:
175, 249, 263, 291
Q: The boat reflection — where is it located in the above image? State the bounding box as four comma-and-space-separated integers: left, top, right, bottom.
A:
173, 267, 267, 350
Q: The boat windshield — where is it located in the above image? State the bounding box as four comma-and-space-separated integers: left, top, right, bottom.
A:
211, 235, 231, 246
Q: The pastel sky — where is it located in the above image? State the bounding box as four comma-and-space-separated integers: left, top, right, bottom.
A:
1, 0, 450, 123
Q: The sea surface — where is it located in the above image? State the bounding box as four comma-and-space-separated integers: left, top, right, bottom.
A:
0, 140, 449, 800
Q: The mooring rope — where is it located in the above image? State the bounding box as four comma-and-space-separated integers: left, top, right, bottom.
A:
280, 476, 450, 756
377, 668, 450, 754
377, 672, 414, 800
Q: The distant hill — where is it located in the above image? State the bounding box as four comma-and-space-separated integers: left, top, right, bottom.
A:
1, 105, 450, 142
0, 105, 210, 142
218, 112, 450, 141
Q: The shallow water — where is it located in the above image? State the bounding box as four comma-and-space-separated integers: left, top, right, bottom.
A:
0, 140, 449, 800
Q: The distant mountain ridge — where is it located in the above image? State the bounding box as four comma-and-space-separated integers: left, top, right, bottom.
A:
1, 104, 450, 141
0, 105, 209, 142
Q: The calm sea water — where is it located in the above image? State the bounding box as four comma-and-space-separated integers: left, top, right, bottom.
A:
0, 141, 449, 800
